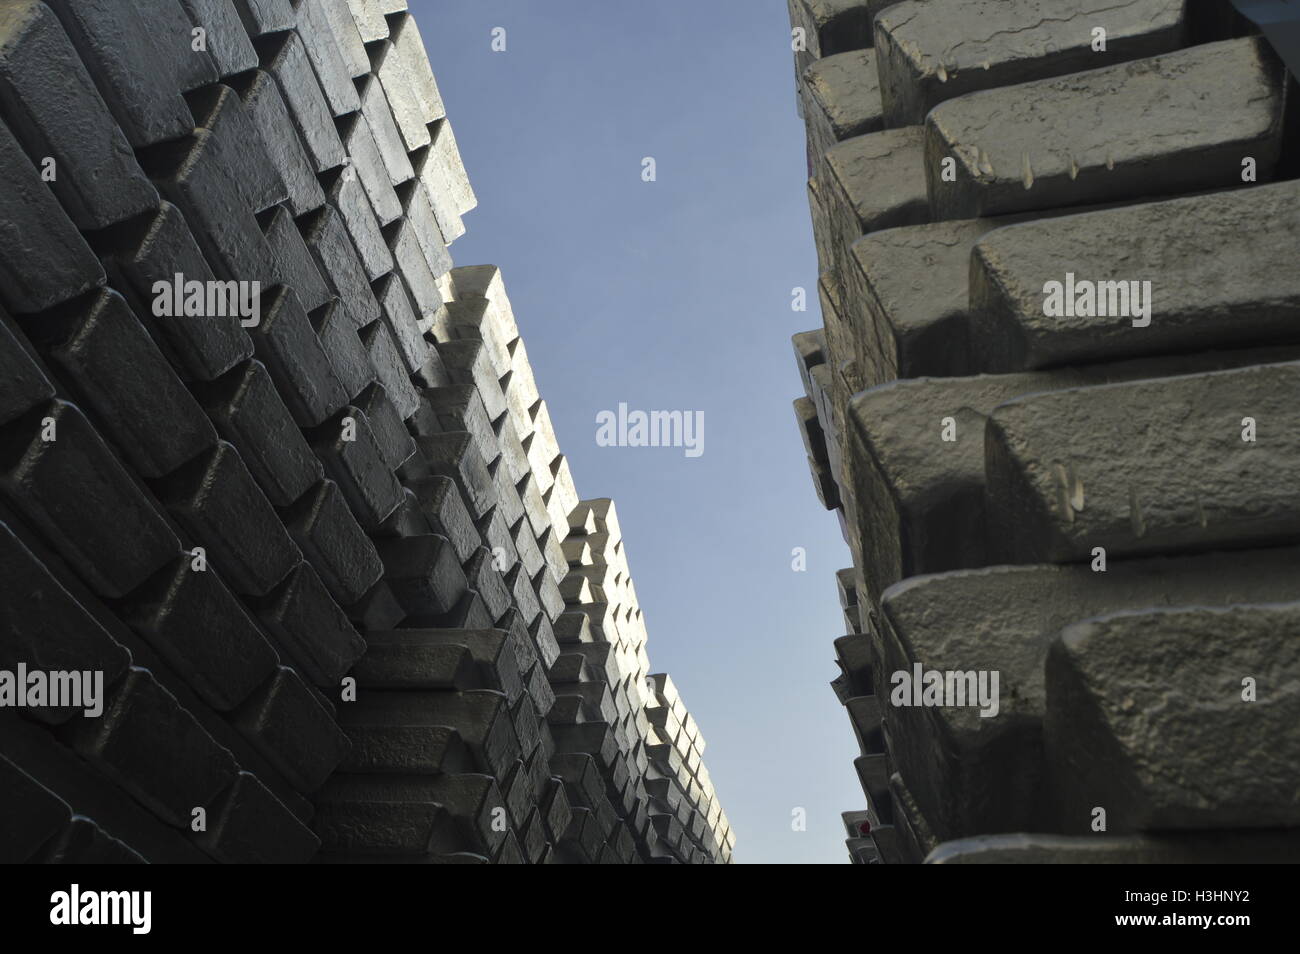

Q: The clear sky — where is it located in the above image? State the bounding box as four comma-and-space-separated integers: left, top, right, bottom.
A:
413, 0, 861, 864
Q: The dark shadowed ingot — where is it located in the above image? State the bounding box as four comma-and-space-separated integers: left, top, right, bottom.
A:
0, 754, 71, 862
251, 287, 347, 428
34, 815, 145, 864
32, 289, 217, 479
338, 689, 520, 782
0, 311, 53, 427
121, 552, 279, 713
0, 522, 132, 722
363, 629, 521, 701
64, 666, 238, 828
849, 350, 1300, 604
416, 431, 497, 520
407, 475, 480, 563
154, 440, 299, 597
0, 401, 178, 598
375, 533, 467, 618
249, 564, 365, 688
195, 770, 319, 864
314, 778, 466, 856
889, 770, 936, 864
1045, 602, 1300, 833
877, 546, 1300, 841
0, 117, 104, 315
193, 360, 320, 504
230, 666, 351, 793
0, 0, 160, 228
349, 632, 479, 692
95, 201, 253, 382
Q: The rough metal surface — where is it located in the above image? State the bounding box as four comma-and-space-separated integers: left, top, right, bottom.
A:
970, 180, 1300, 371
925, 37, 1285, 220
875, 0, 1187, 126
985, 361, 1300, 563
801, 49, 884, 180
1045, 602, 1300, 832
847, 348, 1300, 603
877, 548, 1300, 841
819, 126, 929, 284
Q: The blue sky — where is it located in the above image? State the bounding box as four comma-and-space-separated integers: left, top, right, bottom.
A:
413, 0, 861, 864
